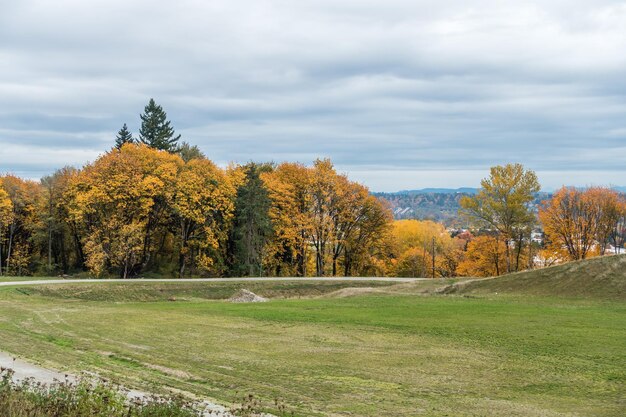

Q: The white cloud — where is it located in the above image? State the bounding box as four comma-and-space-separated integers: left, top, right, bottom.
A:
0, 0, 625, 189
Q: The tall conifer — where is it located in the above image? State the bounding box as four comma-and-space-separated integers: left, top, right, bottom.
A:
114, 123, 134, 149
138, 99, 181, 152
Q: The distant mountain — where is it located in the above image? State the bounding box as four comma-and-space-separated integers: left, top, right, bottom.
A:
374, 189, 552, 226
394, 187, 479, 195
375, 185, 624, 225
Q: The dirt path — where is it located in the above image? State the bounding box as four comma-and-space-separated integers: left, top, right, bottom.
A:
0, 276, 423, 287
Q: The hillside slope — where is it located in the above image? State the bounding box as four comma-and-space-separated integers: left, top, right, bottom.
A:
447, 254, 626, 300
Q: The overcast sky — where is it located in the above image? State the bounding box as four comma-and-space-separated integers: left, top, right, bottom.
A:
1, 0, 625, 191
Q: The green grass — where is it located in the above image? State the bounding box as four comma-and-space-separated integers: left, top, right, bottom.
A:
0, 278, 623, 416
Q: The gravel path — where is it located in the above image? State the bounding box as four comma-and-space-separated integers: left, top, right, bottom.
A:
0, 276, 423, 287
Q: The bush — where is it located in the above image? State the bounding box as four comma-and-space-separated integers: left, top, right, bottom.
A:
0, 367, 204, 417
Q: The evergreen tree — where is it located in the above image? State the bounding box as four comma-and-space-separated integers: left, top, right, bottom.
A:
114, 123, 134, 149
138, 98, 181, 152
178, 141, 205, 162
229, 163, 274, 276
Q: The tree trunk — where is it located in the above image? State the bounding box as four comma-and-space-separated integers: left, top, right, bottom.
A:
6, 223, 15, 273
504, 237, 511, 273
514, 233, 524, 272
48, 225, 52, 273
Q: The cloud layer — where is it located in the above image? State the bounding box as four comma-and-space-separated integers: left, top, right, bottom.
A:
1, 0, 625, 190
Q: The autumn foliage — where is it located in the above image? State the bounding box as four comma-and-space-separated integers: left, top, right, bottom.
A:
539, 187, 626, 261
1, 151, 624, 278
0, 145, 392, 278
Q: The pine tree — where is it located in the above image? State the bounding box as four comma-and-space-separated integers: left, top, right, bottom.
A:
114, 123, 134, 149
178, 141, 205, 162
138, 98, 181, 152
229, 163, 274, 276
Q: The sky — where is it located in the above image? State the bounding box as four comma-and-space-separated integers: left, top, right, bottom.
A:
0, 0, 625, 192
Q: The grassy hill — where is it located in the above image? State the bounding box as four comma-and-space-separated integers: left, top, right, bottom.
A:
447, 254, 626, 300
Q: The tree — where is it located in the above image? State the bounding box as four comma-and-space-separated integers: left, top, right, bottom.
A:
341, 193, 392, 277
228, 163, 273, 277
262, 159, 393, 277
138, 99, 181, 152
457, 235, 507, 277
0, 180, 14, 275
0, 176, 42, 276
114, 123, 134, 149
66, 144, 183, 277
171, 158, 236, 277
610, 198, 626, 254
539, 187, 623, 260
262, 163, 313, 276
40, 167, 83, 274
309, 159, 339, 276
391, 220, 456, 277
460, 163, 540, 273
586, 188, 623, 255
178, 141, 205, 162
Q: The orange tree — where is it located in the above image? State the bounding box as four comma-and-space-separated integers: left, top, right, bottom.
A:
539, 187, 624, 260
457, 235, 507, 277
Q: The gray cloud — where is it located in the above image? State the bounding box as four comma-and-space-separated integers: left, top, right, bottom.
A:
0, 0, 625, 190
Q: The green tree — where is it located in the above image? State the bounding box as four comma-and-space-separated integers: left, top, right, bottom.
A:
114, 123, 134, 149
229, 163, 273, 276
178, 141, 205, 162
138, 99, 181, 152
460, 163, 540, 273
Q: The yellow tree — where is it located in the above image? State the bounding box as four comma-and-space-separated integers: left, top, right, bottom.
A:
341, 194, 393, 276
0, 179, 14, 275
262, 162, 313, 276
39, 167, 84, 274
42, 167, 84, 272
310, 159, 337, 276
66, 144, 182, 277
460, 163, 540, 273
0, 175, 42, 276
391, 219, 455, 277
171, 158, 236, 277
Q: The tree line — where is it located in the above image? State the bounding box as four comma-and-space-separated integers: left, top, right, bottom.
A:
0, 147, 392, 278
0, 100, 391, 278
0, 100, 624, 278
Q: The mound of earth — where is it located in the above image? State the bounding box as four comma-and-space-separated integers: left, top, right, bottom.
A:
442, 254, 626, 300
229, 289, 268, 303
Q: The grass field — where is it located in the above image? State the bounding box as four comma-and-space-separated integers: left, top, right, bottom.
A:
0, 268, 624, 416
